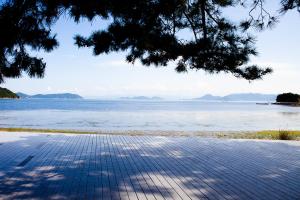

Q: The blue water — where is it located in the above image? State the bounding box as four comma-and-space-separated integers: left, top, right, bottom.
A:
0, 99, 300, 131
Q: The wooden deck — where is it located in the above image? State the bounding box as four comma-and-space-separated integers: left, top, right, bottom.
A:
0, 132, 299, 200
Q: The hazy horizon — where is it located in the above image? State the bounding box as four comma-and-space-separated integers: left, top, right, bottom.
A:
13, 91, 279, 100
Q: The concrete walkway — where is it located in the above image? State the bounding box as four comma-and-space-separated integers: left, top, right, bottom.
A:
0, 132, 299, 200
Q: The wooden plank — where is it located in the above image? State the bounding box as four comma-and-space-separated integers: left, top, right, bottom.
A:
158, 136, 298, 199
0, 132, 300, 200
27, 134, 76, 199
107, 134, 139, 200
43, 134, 82, 199
64, 134, 89, 198
120, 135, 192, 200
0, 134, 66, 199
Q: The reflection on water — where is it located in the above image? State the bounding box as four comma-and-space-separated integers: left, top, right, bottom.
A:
0, 99, 300, 131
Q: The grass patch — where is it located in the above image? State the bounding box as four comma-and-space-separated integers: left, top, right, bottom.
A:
0, 127, 148, 136
256, 130, 300, 140
0, 127, 300, 140
0, 127, 95, 134
217, 130, 300, 140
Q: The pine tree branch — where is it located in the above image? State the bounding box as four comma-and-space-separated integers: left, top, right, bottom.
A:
183, 11, 198, 41
200, 0, 207, 40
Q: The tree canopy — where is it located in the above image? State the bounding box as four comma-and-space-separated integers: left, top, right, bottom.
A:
276, 93, 300, 103
0, 87, 19, 98
0, 0, 299, 83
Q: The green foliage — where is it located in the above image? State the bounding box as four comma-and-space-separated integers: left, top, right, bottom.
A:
0, 0, 298, 83
0, 0, 59, 83
280, 0, 300, 13
276, 93, 300, 103
0, 87, 18, 98
71, 0, 273, 80
277, 130, 292, 140
256, 130, 297, 140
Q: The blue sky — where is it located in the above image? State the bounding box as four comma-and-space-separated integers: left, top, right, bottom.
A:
2, 3, 300, 98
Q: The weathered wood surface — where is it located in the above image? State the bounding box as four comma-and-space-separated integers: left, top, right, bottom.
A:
0, 132, 299, 200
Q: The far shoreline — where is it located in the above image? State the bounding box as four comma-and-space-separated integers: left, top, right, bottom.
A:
0, 127, 299, 141
272, 102, 300, 107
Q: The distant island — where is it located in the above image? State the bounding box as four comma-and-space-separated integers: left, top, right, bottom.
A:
273, 93, 300, 106
194, 93, 277, 102
16, 92, 83, 99
0, 88, 83, 99
0, 87, 19, 99
120, 96, 163, 100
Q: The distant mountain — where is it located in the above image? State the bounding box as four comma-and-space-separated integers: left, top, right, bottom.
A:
0, 87, 19, 99
120, 96, 162, 100
195, 93, 276, 102
223, 93, 276, 102
194, 94, 223, 101
16, 92, 83, 99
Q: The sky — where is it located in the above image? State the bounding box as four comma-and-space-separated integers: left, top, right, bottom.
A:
2, 2, 300, 99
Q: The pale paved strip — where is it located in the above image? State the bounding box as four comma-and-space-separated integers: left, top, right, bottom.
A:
0, 132, 299, 200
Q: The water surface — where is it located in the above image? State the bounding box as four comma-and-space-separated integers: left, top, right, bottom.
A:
0, 99, 300, 131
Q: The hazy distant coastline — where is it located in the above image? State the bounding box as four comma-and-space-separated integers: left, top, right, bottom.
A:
16, 92, 83, 99
1, 88, 297, 104
120, 96, 163, 100
193, 93, 277, 102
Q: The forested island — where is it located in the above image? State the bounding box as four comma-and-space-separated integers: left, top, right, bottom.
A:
0, 87, 19, 98
274, 93, 300, 106
0, 87, 82, 99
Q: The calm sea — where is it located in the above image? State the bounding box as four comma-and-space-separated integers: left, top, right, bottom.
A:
0, 99, 300, 131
